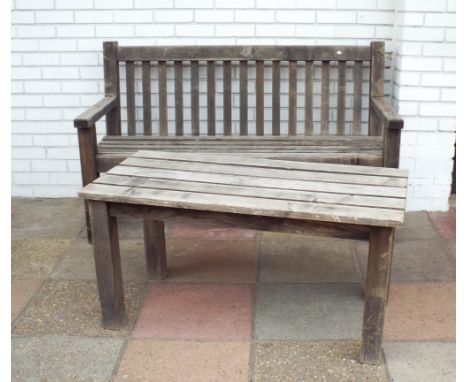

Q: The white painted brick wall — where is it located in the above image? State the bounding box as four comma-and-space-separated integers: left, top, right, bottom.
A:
11, 1, 456, 211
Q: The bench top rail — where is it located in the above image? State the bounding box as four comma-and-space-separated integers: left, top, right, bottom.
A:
80, 150, 408, 228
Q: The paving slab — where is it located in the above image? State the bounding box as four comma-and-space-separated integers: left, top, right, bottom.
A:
253, 341, 388, 382
384, 341, 455, 382
11, 277, 43, 322
385, 282, 455, 341
115, 340, 250, 382
133, 282, 252, 340
12, 197, 84, 239
51, 238, 148, 281
170, 221, 258, 240
166, 239, 257, 283
445, 239, 456, 261
255, 283, 363, 340
428, 209, 456, 240
12, 336, 124, 382
12, 238, 71, 279
12, 280, 146, 337
355, 239, 455, 283
259, 236, 359, 283
395, 212, 439, 242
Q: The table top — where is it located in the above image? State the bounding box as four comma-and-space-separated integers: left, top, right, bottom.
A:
79, 150, 408, 227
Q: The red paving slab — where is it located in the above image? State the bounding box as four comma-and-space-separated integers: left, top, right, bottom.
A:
385, 282, 455, 341
115, 340, 250, 382
169, 221, 258, 240
428, 209, 456, 240
132, 283, 253, 340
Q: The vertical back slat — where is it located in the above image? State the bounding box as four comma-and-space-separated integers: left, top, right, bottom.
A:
337, 61, 346, 135
353, 61, 363, 135
256, 61, 264, 136
288, 60, 297, 136
142, 61, 152, 136
320, 61, 330, 135
207, 60, 216, 136
158, 61, 168, 136
125, 61, 136, 135
190, 61, 200, 136
369, 41, 385, 136
304, 60, 314, 136
272, 61, 280, 136
174, 61, 184, 136
239, 61, 248, 136
103, 41, 121, 135
223, 61, 232, 136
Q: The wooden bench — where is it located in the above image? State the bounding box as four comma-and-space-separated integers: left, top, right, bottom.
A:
74, 41, 404, 242
79, 150, 409, 365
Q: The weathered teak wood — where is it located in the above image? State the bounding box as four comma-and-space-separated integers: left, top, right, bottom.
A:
369, 42, 385, 136
256, 61, 264, 136
80, 150, 408, 364
142, 61, 152, 136
353, 61, 363, 135
143, 219, 167, 279
239, 60, 248, 136
223, 61, 232, 136
207, 60, 216, 136
125, 61, 136, 135
74, 96, 117, 128
158, 61, 168, 136
321, 61, 330, 135
288, 61, 297, 136
89, 200, 125, 329
175, 61, 184, 136
337, 61, 346, 135
272, 61, 281, 136
103, 42, 121, 135
304, 61, 314, 136
190, 61, 200, 136
361, 226, 394, 364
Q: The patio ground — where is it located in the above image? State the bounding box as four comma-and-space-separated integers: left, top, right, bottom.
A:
11, 197, 455, 381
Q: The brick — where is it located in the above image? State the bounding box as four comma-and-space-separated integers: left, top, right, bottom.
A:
276, 10, 315, 23
11, 67, 41, 80
95, 25, 134, 38
25, 81, 61, 94
11, 11, 35, 24
420, 103, 456, 117
397, 12, 424, 26
216, 24, 254, 37
423, 43, 455, 57
135, 0, 173, 8
12, 95, 43, 107
394, 71, 420, 86
296, 24, 336, 37
47, 148, 79, 160
235, 10, 274, 23
12, 160, 31, 172
317, 11, 355, 23
335, 25, 375, 38
79, 67, 102, 79
11, 81, 24, 94
26, 109, 62, 121
447, 0, 456, 12
257, 0, 295, 8
115, 10, 154, 23
75, 11, 114, 23
55, 0, 93, 9
439, 118, 455, 131
421, 72, 455, 87
56, 25, 94, 38
397, 56, 442, 71
175, 0, 212, 8
377, 0, 394, 10
257, 24, 296, 37
396, 87, 440, 101
375, 26, 393, 38
402, 117, 438, 131
12, 148, 46, 159
39, 40, 77, 52
43, 95, 80, 107
12, 53, 22, 66
400, 27, 444, 42
425, 13, 455, 27
16, 0, 53, 9
95, 0, 133, 9
357, 10, 393, 24
216, 0, 254, 7
445, 29, 455, 42
136, 25, 174, 36
337, 0, 376, 9
14, 173, 49, 185
443, 58, 456, 71
32, 160, 67, 172
36, 11, 74, 23
440, 89, 455, 102
176, 25, 215, 37
195, 10, 234, 22
11, 109, 25, 120
62, 81, 99, 94
11, 135, 33, 146
49, 173, 82, 185
154, 10, 193, 22
16, 25, 55, 38
42, 67, 79, 79
297, 0, 336, 8
61, 53, 99, 66
402, 0, 446, 12
398, 42, 422, 55
12, 39, 38, 52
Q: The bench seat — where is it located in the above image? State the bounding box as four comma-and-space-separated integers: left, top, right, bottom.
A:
96, 135, 384, 172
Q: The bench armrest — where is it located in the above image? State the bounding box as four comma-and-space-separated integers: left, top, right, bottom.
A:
370, 96, 404, 130
74, 96, 118, 128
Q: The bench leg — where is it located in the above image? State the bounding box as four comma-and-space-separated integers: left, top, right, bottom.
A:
360, 226, 394, 364
385, 229, 395, 305
89, 200, 126, 329
143, 219, 168, 279
84, 200, 93, 244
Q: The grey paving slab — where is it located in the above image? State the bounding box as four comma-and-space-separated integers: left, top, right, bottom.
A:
259, 236, 359, 283
395, 212, 439, 242
52, 238, 148, 281
12, 197, 84, 239
13, 280, 146, 337
384, 341, 455, 382
12, 238, 71, 278
12, 336, 124, 382
355, 239, 455, 283
253, 341, 388, 382
255, 283, 363, 340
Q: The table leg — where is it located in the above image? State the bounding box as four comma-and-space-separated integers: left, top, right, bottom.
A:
360, 226, 394, 364
89, 200, 126, 329
143, 219, 168, 279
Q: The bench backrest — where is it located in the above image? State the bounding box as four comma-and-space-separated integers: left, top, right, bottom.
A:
103, 41, 385, 138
